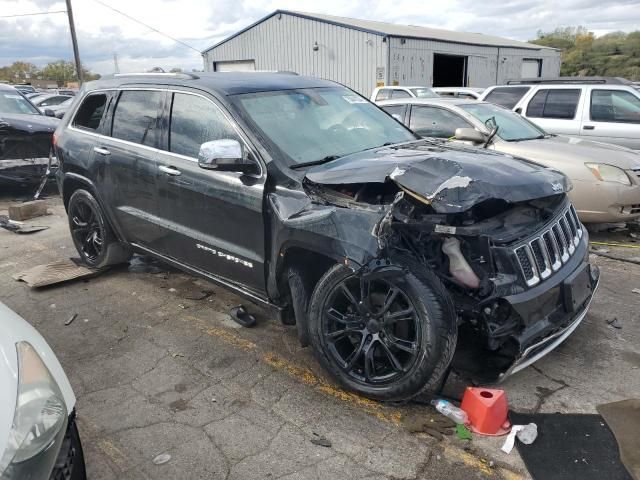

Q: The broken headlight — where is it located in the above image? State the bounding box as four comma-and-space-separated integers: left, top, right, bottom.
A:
585, 163, 632, 185
0, 342, 67, 479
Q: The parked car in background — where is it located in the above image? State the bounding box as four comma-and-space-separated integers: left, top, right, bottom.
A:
479, 78, 640, 149
44, 97, 74, 119
32, 94, 73, 111
25, 92, 44, 99
57, 89, 77, 96
11, 85, 37, 95
54, 72, 599, 401
0, 84, 58, 187
378, 97, 640, 223
370, 85, 439, 102
433, 87, 485, 99
0, 302, 86, 480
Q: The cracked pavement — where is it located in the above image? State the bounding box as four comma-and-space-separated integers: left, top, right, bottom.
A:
1, 192, 639, 479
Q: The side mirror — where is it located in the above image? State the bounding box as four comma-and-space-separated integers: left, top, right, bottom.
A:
198, 139, 258, 174
44, 108, 55, 117
454, 128, 486, 144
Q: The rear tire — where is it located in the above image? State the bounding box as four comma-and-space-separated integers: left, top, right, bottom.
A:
67, 189, 131, 269
308, 263, 457, 402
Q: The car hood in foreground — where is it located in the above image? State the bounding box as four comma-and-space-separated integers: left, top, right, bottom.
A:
496, 135, 640, 171
0, 113, 59, 161
0, 303, 75, 462
304, 142, 568, 213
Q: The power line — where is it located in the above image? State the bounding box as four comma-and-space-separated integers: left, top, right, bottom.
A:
91, 0, 202, 54
0, 10, 67, 18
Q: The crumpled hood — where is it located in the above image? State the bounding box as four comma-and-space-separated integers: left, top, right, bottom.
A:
498, 135, 640, 171
0, 303, 75, 468
305, 142, 569, 213
0, 113, 59, 161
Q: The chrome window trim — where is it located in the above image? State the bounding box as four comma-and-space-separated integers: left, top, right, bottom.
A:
67, 87, 264, 177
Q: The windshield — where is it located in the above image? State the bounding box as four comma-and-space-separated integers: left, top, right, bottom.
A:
410, 88, 439, 98
460, 103, 546, 141
233, 87, 417, 166
0, 90, 41, 115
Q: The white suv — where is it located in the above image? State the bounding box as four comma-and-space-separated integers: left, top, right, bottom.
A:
370, 85, 439, 102
480, 78, 640, 149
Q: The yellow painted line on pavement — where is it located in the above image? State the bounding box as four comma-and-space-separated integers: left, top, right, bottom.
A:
591, 241, 640, 249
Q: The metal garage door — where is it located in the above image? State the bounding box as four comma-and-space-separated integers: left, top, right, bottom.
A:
214, 60, 256, 72
521, 59, 541, 78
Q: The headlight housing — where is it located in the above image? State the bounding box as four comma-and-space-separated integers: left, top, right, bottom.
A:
0, 342, 67, 478
585, 163, 632, 185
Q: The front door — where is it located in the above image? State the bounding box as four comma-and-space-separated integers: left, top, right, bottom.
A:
154, 90, 266, 293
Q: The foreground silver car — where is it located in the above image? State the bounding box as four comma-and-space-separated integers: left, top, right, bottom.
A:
378, 97, 640, 223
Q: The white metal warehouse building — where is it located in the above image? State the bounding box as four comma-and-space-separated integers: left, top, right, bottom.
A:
202, 10, 561, 97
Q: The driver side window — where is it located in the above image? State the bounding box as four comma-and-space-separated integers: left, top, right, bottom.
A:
169, 92, 241, 158
409, 106, 470, 138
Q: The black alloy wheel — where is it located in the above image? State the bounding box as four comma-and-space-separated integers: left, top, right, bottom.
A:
321, 275, 421, 385
70, 196, 104, 263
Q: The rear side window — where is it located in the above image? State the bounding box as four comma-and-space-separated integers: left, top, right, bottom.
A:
409, 106, 471, 138
169, 92, 240, 158
73, 94, 106, 130
390, 89, 412, 99
591, 90, 640, 123
381, 105, 406, 122
112, 90, 162, 146
375, 89, 391, 101
484, 87, 530, 109
526, 89, 580, 119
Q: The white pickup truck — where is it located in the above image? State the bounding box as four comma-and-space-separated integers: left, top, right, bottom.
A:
479, 78, 640, 149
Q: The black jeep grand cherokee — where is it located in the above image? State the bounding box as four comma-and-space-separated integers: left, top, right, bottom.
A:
54, 72, 599, 401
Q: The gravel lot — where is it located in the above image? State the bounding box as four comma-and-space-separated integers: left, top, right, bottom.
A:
1, 190, 638, 479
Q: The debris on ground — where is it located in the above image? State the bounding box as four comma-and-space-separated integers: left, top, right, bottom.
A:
64, 313, 77, 326
456, 424, 473, 440
230, 305, 257, 328
432, 398, 468, 424
607, 318, 623, 329
402, 412, 455, 440
183, 289, 214, 301
310, 433, 332, 447
13, 259, 101, 288
152, 453, 171, 465
501, 424, 538, 454
0, 215, 49, 234
8, 200, 48, 221
632, 288, 640, 295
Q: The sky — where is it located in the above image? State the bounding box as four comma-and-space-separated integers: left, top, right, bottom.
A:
1, 0, 639, 75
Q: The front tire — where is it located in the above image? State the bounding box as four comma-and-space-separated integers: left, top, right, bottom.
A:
67, 189, 131, 269
308, 263, 456, 402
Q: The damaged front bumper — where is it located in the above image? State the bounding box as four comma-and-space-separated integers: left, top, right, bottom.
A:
498, 262, 600, 381
0, 158, 49, 186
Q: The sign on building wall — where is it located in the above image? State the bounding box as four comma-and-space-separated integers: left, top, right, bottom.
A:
375, 67, 385, 87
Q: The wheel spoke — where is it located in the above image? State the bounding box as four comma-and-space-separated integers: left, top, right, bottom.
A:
363, 342, 377, 381
359, 277, 371, 309
326, 327, 361, 341
339, 283, 360, 310
381, 287, 400, 315
385, 307, 415, 324
380, 339, 404, 372
386, 334, 417, 354
327, 307, 350, 324
344, 336, 366, 370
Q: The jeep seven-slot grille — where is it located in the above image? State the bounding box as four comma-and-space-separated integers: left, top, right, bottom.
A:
514, 205, 583, 287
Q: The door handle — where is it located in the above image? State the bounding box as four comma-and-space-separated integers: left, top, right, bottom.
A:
159, 165, 181, 176
583, 125, 595, 130
93, 146, 111, 155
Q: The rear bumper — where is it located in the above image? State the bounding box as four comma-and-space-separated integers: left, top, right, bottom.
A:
498, 263, 600, 381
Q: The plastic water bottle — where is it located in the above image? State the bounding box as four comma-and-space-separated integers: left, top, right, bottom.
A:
431, 399, 469, 425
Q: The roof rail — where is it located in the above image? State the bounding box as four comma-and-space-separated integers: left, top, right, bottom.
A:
506, 76, 631, 85
213, 70, 298, 75
113, 72, 200, 79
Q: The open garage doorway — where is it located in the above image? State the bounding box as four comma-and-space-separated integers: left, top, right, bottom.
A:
433, 54, 467, 87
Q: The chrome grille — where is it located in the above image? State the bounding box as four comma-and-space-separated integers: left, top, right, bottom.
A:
514, 204, 583, 287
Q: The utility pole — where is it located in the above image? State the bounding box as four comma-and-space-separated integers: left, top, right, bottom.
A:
65, 0, 83, 84
113, 53, 120, 74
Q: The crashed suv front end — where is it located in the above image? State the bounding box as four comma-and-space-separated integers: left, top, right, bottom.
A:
296, 142, 600, 382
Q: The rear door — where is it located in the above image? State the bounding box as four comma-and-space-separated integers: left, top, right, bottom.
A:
154, 89, 267, 293
520, 87, 583, 136
580, 87, 640, 149
99, 88, 165, 248
482, 86, 531, 109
